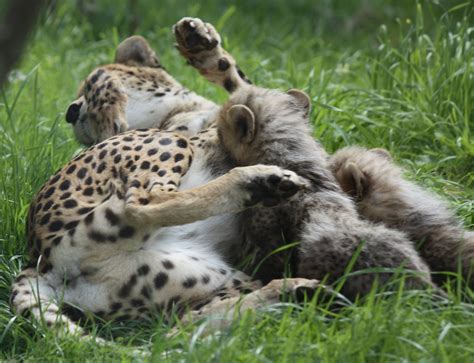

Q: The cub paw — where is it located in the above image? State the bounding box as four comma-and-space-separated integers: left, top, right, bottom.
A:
174, 17, 220, 54
240, 165, 307, 207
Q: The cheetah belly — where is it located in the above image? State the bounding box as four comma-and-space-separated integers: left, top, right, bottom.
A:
143, 156, 239, 261
125, 89, 216, 130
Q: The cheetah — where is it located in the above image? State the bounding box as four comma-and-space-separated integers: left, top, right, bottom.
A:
64, 18, 251, 145
11, 125, 311, 335
329, 146, 474, 288
11, 18, 328, 337
164, 18, 474, 295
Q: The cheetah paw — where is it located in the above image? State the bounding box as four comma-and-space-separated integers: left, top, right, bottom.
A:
174, 17, 221, 55
239, 165, 308, 207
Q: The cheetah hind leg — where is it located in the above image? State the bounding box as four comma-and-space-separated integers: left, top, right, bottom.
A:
173, 17, 252, 93
10, 267, 88, 338
174, 278, 342, 336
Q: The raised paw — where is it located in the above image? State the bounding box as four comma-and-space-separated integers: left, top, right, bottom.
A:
238, 165, 307, 207
174, 17, 221, 54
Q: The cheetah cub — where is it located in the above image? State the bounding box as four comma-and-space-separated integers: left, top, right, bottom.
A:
216, 86, 434, 299
330, 146, 474, 288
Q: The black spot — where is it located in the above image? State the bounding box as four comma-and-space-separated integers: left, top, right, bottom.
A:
218, 58, 230, 71
143, 137, 154, 144
224, 78, 236, 92
52, 236, 62, 246
97, 162, 107, 173
139, 198, 149, 205
105, 208, 120, 225
141, 161, 150, 169
48, 220, 64, 232
174, 154, 184, 162
83, 187, 94, 196
84, 155, 93, 163
134, 145, 143, 151
177, 139, 188, 148
202, 275, 210, 284
114, 154, 122, 163
151, 165, 159, 172
172, 166, 182, 174
40, 213, 51, 225
59, 180, 71, 191
64, 199, 78, 208
219, 268, 227, 275
154, 92, 165, 97
159, 152, 171, 161
110, 148, 118, 156
43, 200, 54, 211
66, 164, 77, 174
137, 265, 150, 276
130, 180, 141, 188
85, 176, 93, 185
148, 148, 158, 156
123, 136, 134, 142
157, 170, 166, 177
118, 274, 138, 298
159, 138, 172, 145
44, 187, 55, 198
60, 192, 72, 200
154, 272, 168, 289
119, 225, 135, 238
84, 211, 94, 225
233, 279, 242, 287
98, 150, 107, 160
78, 207, 93, 215
49, 174, 61, 184
182, 277, 197, 289
162, 260, 174, 269
88, 230, 107, 243
110, 302, 122, 312
64, 220, 79, 230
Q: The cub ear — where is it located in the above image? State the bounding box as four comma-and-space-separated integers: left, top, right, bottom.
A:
227, 104, 256, 144
115, 35, 161, 68
287, 89, 311, 116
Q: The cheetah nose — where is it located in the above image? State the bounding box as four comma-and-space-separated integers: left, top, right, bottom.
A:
65, 103, 81, 124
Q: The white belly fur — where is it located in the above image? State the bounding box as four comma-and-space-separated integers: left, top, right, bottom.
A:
144, 156, 239, 261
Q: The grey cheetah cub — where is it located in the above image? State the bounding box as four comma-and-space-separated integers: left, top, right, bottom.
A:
330, 146, 474, 288
217, 86, 434, 299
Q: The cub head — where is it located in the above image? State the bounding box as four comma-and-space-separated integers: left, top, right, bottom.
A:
64, 36, 163, 145
217, 85, 312, 166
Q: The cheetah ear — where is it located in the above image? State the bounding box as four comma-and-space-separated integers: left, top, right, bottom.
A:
115, 35, 161, 68
227, 104, 256, 144
370, 148, 392, 160
287, 89, 311, 116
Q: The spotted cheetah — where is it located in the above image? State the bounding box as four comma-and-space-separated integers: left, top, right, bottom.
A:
10, 18, 327, 337
65, 17, 250, 145
11, 124, 312, 335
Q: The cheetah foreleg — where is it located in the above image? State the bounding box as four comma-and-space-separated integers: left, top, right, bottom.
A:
125, 165, 306, 227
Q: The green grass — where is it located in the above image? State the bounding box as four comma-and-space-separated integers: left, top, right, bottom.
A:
1, 0, 473, 361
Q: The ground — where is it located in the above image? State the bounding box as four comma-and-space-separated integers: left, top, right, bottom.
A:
0, 0, 473, 361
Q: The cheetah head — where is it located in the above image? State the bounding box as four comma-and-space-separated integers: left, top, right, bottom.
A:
65, 36, 163, 145
217, 85, 312, 166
